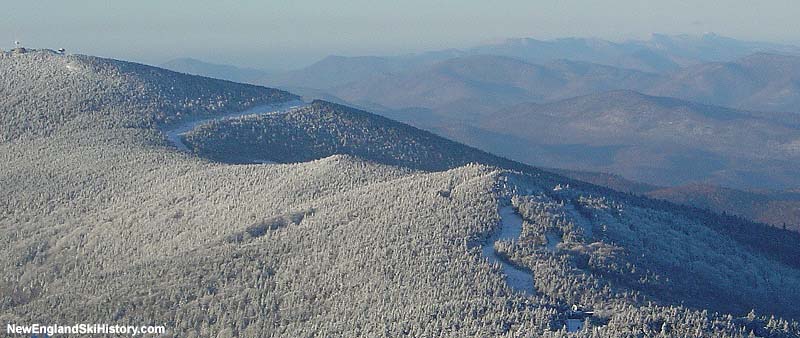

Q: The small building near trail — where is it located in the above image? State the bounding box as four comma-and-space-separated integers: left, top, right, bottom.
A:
564, 305, 594, 332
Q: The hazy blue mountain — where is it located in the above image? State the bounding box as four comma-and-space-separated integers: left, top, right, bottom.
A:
462, 33, 800, 72
646, 183, 800, 232
465, 36, 687, 73
329, 56, 660, 121
268, 52, 800, 123
160, 57, 272, 84
648, 53, 800, 112
267, 33, 800, 91
163, 35, 800, 117
474, 90, 800, 189
646, 33, 800, 62
264, 50, 471, 90
266, 55, 418, 90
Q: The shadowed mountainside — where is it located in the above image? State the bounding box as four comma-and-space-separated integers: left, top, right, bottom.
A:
550, 169, 800, 232
646, 184, 800, 232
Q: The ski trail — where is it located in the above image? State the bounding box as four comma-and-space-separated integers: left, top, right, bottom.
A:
481, 206, 535, 295
163, 100, 305, 152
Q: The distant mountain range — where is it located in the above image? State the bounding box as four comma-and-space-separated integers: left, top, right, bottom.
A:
328, 56, 661, 121
278, 33, 800, 79
163, 32, 800, 82
297, 53, 800, 117
478, 90, 800, 188
163, 37, 800, 115
648, 53, 800, 112
466, 33, 800, 73
160, 57, 272, 85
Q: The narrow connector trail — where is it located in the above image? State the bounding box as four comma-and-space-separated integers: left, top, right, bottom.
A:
163, 100, 306, 152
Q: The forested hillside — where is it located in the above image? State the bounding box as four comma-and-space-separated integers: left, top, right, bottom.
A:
549, 169, 800, 232
646, 184, 800, 232
182, 100, 526, 170
2, 50, 800, 337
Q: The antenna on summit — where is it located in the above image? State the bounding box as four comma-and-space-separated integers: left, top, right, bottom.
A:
11, 40, 27, 54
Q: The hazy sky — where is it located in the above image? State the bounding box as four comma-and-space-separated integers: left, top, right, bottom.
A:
4, 0, 799, 71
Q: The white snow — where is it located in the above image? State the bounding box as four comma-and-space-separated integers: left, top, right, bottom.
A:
251, 159, 278, 164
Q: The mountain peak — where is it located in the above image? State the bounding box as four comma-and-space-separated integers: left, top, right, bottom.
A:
1, 51, 296, 140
